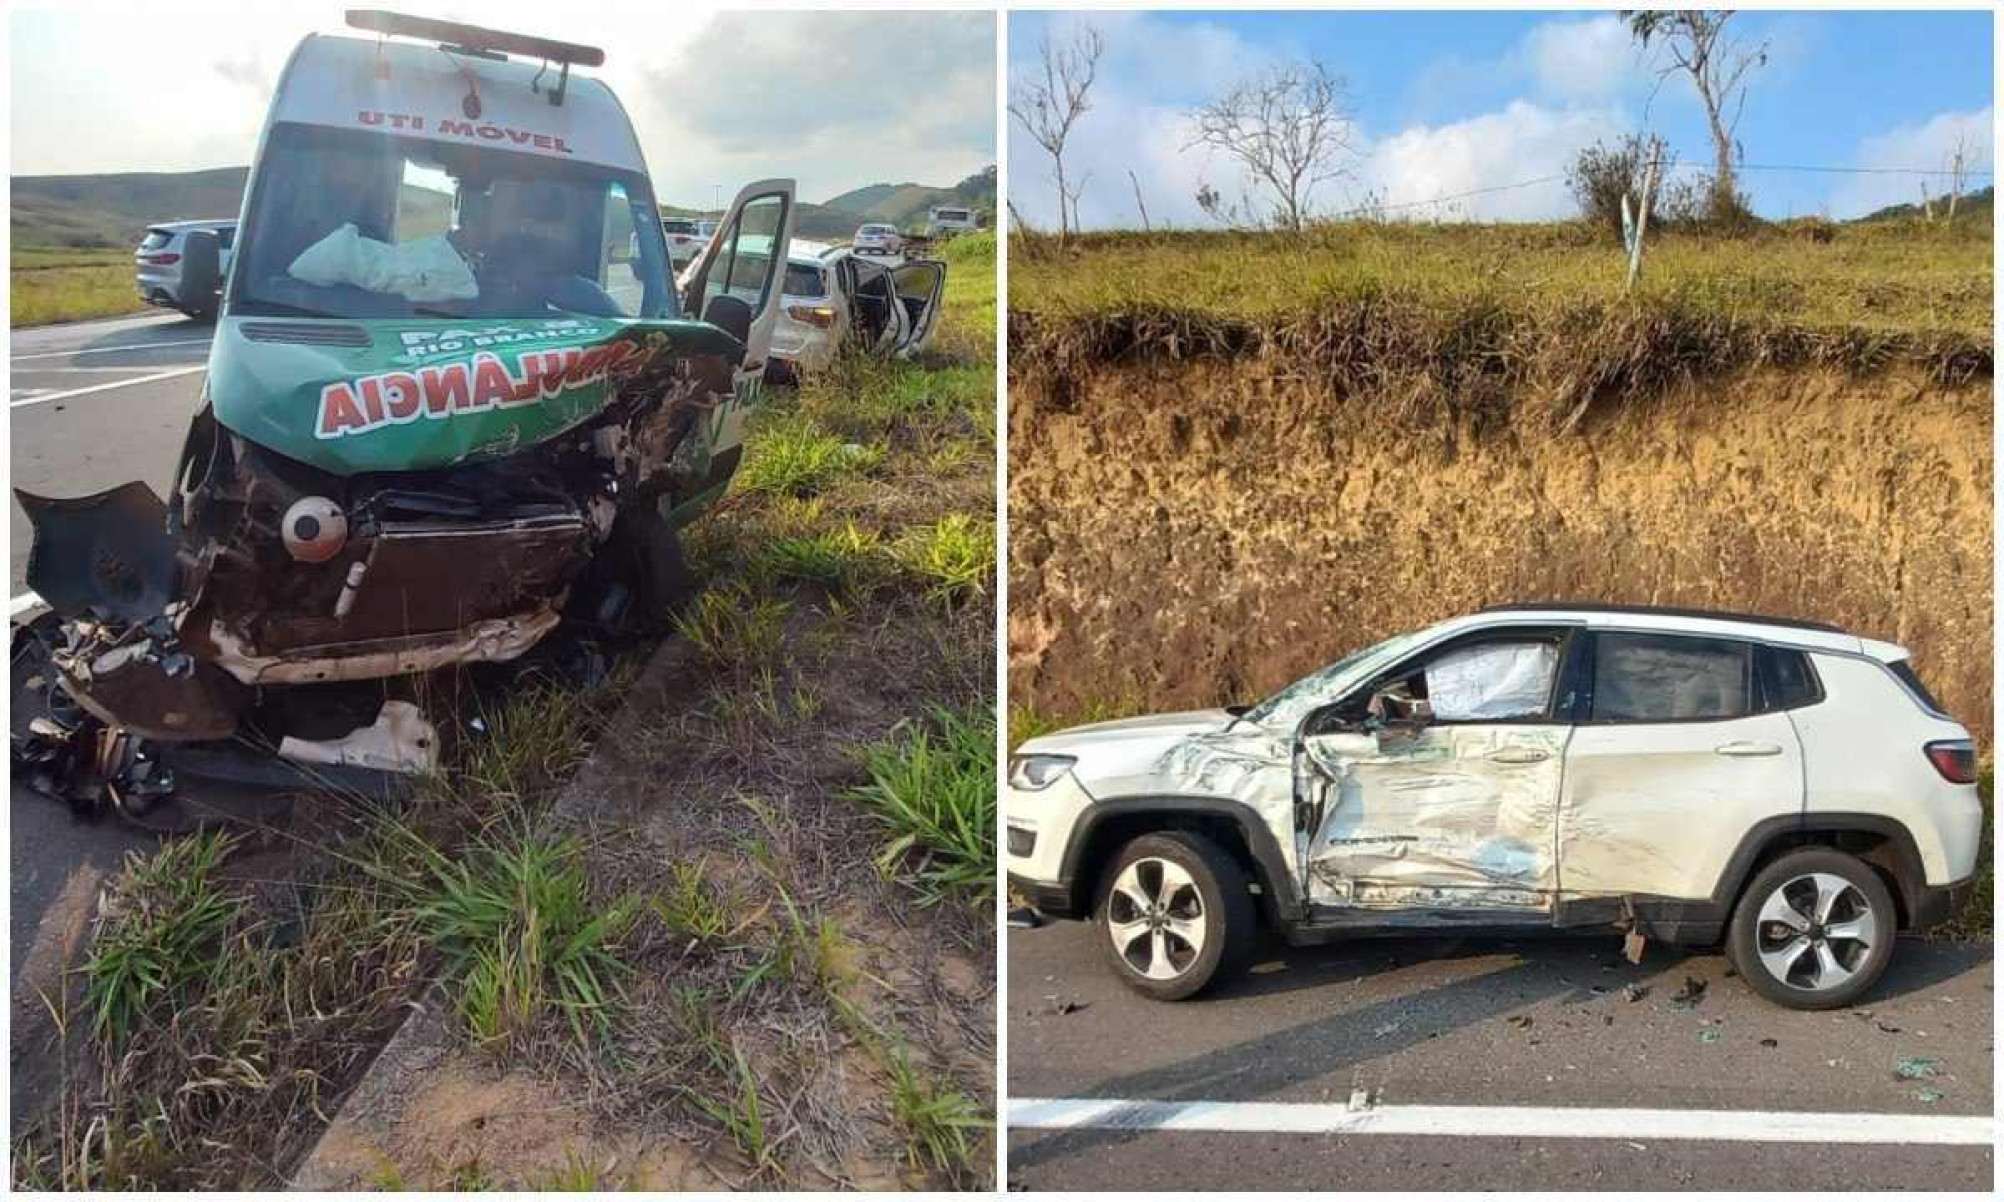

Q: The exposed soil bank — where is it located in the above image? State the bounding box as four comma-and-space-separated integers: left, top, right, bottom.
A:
1009, 363, 1992, 741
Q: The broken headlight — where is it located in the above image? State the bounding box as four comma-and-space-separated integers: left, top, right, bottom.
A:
1007, 753, 1075, 791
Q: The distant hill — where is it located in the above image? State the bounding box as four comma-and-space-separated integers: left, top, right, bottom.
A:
13, 167, 248, 249
13, 161, 998, 251
821, 166, 996, 230
1859, 185, 1993, 223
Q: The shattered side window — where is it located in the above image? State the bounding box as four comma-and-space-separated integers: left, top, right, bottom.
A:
1591, 633, 1751, 722
1421, 640, 1559, 721
1243, 628, 1434, 731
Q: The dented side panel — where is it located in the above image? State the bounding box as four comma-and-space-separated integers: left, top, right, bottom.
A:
1556, 711, 1803, 901
1303, 725, 1569, 910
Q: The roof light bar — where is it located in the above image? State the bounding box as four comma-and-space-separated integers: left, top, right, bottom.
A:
345, 10, 605, 67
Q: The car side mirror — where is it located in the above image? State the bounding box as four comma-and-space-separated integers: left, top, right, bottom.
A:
179, 229, 222, 310
701, 293, 752, 346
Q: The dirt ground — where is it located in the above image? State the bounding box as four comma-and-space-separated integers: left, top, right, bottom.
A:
297, 600, 995, 1191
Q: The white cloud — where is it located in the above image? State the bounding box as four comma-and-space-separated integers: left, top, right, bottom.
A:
1008, 13, 1278, 230
10, 4, 992, 207
1520, 16, 1634, 103
1829, 106, 1994, 218
1359, 102, 1622, 221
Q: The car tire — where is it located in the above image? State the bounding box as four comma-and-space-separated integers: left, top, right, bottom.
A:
1095, 830, 1256, 1002
1727, 847, 1898, 1010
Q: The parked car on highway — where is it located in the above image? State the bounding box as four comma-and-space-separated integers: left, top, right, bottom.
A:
767, 240, 946, 381
925, 205, 978, 238
661, 217, 705, 266
1007, 604, 1982, 1009
696, 218, 719, 239
135, 220, 237, 320
851, 222, 905, 256
17, 11, 796, 784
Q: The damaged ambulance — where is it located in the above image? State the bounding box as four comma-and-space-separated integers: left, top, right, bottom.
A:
13, 13, 795, 788
1006, 605, 1983, 1009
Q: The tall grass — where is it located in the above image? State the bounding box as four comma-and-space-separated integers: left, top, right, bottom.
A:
83, 830, 243, 1044
411, 829, 639, 1044
847, 705, 996, 904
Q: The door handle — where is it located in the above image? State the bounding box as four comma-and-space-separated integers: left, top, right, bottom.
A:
1487, 746, 1551, 765
1715, 741, 1783, 758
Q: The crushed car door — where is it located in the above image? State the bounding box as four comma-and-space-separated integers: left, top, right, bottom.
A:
889, 260, 946, 356
679, 178, 796, 455
1297, 629, 1576, 913
1556, 631, 1804, 909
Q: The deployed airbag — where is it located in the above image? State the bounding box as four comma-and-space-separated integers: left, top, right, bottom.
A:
1425, 642, 1557, 721
288, 223, 479, 303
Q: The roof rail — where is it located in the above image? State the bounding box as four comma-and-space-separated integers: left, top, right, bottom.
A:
1478, 601, 1845, 634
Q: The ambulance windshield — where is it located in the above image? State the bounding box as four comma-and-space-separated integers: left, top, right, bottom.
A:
231, 123, 677, 321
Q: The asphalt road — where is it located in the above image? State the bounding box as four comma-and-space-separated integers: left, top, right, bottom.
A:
1007, 920, 1993, 1190
8, 313, 211, 1019
9, 310, 213, 599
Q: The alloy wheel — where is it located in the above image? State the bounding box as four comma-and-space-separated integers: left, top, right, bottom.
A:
1106, 856, 1207, 980
1753, 871, 1880, 993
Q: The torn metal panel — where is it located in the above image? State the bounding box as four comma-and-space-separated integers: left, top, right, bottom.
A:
279, 700, 438, 775
1301, 725, 1569, 909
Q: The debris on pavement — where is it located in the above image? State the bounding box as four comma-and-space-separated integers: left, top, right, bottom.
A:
1507, 1014, 1534, 1030
1913, 1088, 1946, 1104
1622, 982, 1649, 1003
1759, 1038, 1779, 1048
1669, 976, 1708, 1009
1894, 1056, 1943, 1081
1699, 1028, 1721, 1044
1008, 906, 1043, 929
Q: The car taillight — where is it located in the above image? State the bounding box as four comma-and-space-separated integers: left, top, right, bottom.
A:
1923, 739, 1977, 784
786, 304, 837, 328
140, 253, 181, 265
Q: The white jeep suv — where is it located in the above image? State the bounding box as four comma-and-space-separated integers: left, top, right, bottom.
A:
1006, 604, 1983, 1009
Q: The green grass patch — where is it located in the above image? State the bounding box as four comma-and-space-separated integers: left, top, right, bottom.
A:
83, 830, 243, 1045
891, 513, 994, 604
732, 411, 884, 497
673, 583, 791, 667
886, 1046, 988, 1183
413, 829, 639, 1045
11, 258, 150, 327
847, 704, 995, 904
756, 520, 886, 592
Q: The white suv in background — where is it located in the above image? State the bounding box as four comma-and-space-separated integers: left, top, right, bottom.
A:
134, 220, 237, 320
851, 222, 905, 256
1006, 604, 1982, 1009
767, 240, 946, 381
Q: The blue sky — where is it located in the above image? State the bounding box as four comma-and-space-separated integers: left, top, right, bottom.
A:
1009, 9, 1994, 228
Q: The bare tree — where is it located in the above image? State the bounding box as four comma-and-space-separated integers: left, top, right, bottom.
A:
1628, 11, 1767, 217
1127, 169, 1151, 232
1009, 25, 1106, 241
1187, 60, 1354, 232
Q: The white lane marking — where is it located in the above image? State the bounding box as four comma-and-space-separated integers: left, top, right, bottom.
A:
1009, 1098, 1994, 1147
10, 337, 212, 362
15, 365, 191, 374
11, 592, 46, 618
8, 365, 205, 409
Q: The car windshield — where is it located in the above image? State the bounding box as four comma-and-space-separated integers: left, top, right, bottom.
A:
663, 220, 699, 234
1241, 627, 1438, 731
232, 123, 676, 321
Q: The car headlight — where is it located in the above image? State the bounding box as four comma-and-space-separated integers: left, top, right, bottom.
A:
1008, 753, 1076, 791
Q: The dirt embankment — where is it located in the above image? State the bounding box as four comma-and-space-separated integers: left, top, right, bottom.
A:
1009, 362, 1992, 741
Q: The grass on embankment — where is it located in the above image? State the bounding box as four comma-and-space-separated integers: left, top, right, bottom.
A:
1010, 219, 1992, 413
11, 245, 149, 327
